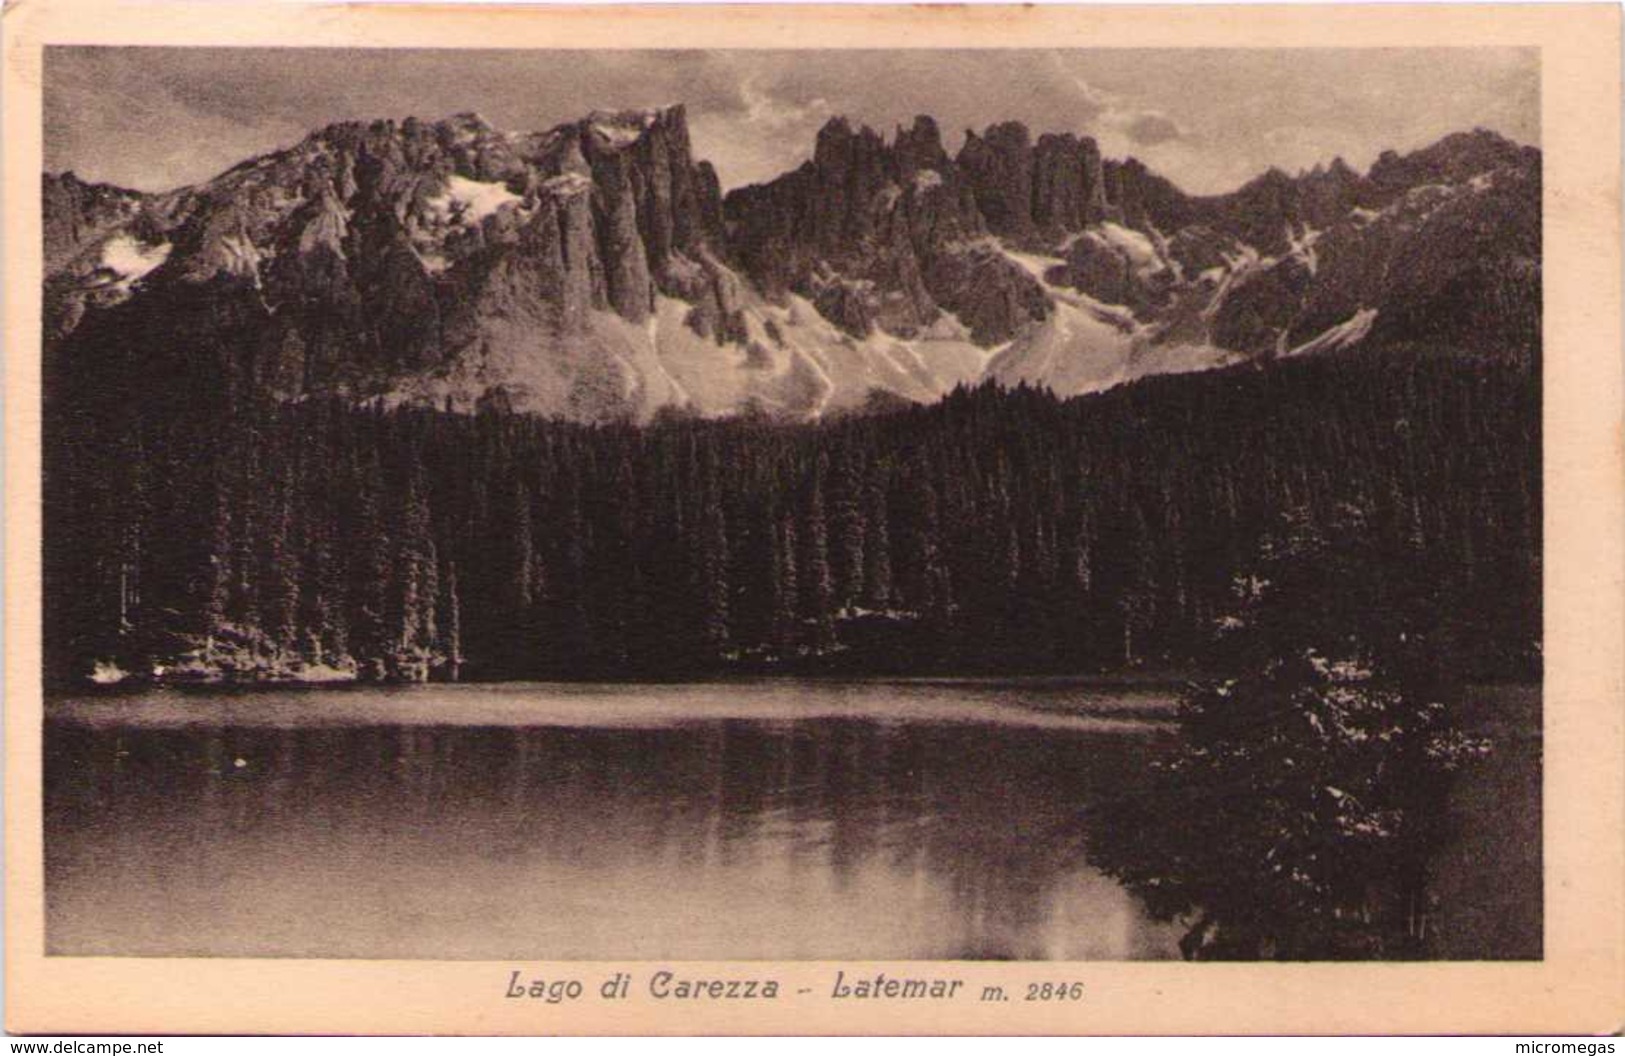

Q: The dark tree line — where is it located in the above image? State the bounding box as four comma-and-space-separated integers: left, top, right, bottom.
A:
1087, 505, 1496, 959
43, 344, 1540, 686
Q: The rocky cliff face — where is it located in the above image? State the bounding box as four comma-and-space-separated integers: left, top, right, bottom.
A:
46, 109, 1540, 420
44, 172, 158, 339
44, 172, 149, 273
723, 114, 1068, 350
49, 106, 769, 419
1032, 132, 1109, 235
1200, 131, 1542, 359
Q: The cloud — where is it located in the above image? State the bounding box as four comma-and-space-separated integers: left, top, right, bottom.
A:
1118, 111, 1186, 147
1059, 69, 1188, 153
740, 76, 831, 133
688, 73, 836, 187
45, 49, 311, 189
44, 47, 1539, 198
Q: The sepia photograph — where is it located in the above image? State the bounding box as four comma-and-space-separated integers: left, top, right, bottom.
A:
4, 0, 1621, 1037
37, 40, 1544, 962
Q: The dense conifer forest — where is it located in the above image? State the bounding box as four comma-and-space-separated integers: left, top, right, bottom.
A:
43, 344, 1539, 686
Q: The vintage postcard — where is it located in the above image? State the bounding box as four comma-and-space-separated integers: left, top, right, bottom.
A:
3, 0, 1621, 1036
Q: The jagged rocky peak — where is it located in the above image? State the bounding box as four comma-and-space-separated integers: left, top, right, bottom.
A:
43, 171, 149, 273
1213, 165, 1314, 251
44, 99, 750, 417
724, 112, 980, 299
1367, 127, 1535, 197
724, 111, 1015, 343
954, 121, 1114, 240
957, 121, 1035, 236
1100, 156, 1183, 231
813, 114, 884, 160
42, 171, 165, 340
893, 115, 949, 173
1032, 132, 1108, 234
584, 105, 670, 145
439, 110, 496, 138
1291, 158, 1363, 215
44, 106, 1541, 423
807, 116, 896, 240
584, 103, 714, 269
801, 112, 962, 193
1324, 156, 1359, 181
798, 113, 964, 201
62, 101, 717, 298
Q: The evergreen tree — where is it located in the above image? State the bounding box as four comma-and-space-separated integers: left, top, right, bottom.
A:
697, 500, 731, 658
41, 346, 1541, 684
801, 457, 836, 651
771, 513, 800, 657
1088, 507, 1491, 959
439, 558, 463, 681
829, 453, 866, 612
346, 449, 391, 682
861, 472, 894, 611
387, 467, 439, 681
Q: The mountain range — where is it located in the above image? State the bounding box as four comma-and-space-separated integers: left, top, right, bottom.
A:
43, 105, 1540, 421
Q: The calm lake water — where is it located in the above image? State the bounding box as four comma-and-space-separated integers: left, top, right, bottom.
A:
43, 680, 1538, 960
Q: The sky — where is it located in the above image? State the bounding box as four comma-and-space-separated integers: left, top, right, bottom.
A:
45, 47, 1538, 197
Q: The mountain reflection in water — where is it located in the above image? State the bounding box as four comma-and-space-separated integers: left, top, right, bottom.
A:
45, 683, 1185, 960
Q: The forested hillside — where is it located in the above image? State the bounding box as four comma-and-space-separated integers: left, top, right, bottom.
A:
44, 343, 1539, 686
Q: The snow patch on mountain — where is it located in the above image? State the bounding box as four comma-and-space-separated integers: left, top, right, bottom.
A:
588, 109, 661, 148
987, 237, 1243, 397
1001, 246, 1065, 284
408, 267, 998, 422
1132, 339, 1243, 380
42, 114, 1539, 421
428, 175, 524, 224
1284, 308, 1378, 358
1002, 244, 1138, 331
1285, 222, 1323, 276
644, 310, 694, 408
413, 247, 451, 275
542, 172, 593, 198
217, 233, 265, 288
1203, 243, 1268, 321
988, 299, 1136, 396
441, 112, 494, 145
298, 192, 351, 258
99, 236, 170, 287
750, 293, 988, 415
1097, 221, 1165, 279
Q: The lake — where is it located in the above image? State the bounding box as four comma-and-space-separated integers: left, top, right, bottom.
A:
42, 680, 1538, 960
